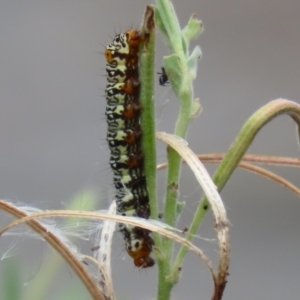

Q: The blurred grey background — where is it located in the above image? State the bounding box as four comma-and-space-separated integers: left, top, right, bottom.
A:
0, 0, 300, 299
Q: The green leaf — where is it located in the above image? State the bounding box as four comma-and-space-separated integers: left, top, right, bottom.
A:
182, 14, 203, 45
187, 45, 202, 80
164, 54, 183, 96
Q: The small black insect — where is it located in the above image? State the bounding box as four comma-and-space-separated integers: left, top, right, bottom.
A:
157, 67, 169, 86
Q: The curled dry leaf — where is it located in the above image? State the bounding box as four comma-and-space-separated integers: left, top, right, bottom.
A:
0, 200, 105, 300
94, 201, 116, 300
156, 132, 230, 299
0, 203, 216, 279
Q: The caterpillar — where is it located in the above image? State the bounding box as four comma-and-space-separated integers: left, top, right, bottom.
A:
105, 30, 154, 268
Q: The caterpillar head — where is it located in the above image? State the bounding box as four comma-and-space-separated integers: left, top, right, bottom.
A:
126, 235, 154, 268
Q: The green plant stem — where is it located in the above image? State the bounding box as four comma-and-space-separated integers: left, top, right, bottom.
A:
155, 0, 183, 56
172, 99, 300, 273
162, 100, 192, 252
157, 260, 172, 300
139, 8, 161, 252
155, 1, 196, 298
